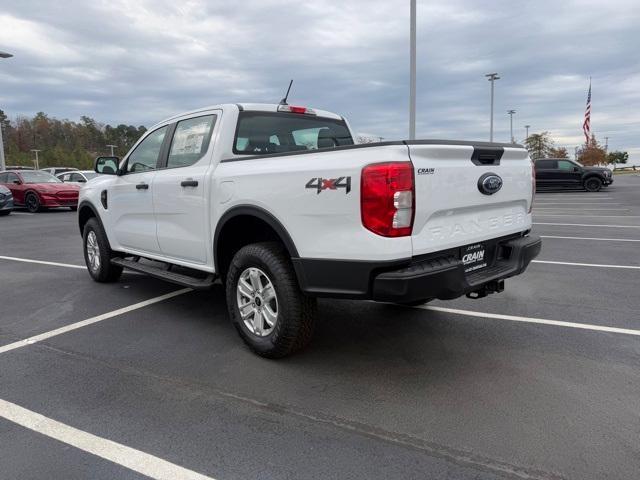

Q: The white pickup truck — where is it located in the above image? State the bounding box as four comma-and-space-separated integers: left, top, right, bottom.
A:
78, 103, 541, 357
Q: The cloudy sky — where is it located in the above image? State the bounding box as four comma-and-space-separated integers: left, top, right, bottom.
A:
1, 0, 638, 161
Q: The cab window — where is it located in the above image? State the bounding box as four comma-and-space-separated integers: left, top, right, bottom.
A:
558, 160, 575, 171
536, 160, 557, 169
166, 115, 216, 169
0, 173, 8, 183
125, 126, 168, 174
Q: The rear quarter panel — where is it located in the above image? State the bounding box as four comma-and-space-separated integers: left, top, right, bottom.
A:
213, 145, 413, 262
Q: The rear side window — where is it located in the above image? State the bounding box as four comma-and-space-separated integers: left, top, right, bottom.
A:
536, 160, 557, 169
0, 173, 7, 183
234, 112, 354, 155
167, 115, 216, 169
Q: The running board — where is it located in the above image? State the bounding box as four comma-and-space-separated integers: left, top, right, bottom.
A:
111, 258, 216, 290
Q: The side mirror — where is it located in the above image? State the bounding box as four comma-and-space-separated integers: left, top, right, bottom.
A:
12, 179, 21, 185
573, 167, 580, 172
78, 178, 87, 183
94, 156, 120, 175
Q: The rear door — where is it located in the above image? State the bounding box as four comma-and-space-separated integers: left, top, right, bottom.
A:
408, 143, 532, 257
108, 125, 168, 254
534, 159, 556, 187
152, 113, 218, 264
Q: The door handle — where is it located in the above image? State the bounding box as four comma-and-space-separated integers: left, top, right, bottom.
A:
136, 183, 149, 190
180, 180, 198, 187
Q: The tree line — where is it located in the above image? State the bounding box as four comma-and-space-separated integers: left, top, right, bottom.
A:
524, 131, 628, 166
0, 110, 147, 169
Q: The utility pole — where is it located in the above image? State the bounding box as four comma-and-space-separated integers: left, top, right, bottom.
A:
574, 146, 579, 161
409, 0, 416, 140
485, 73, 500, 142
0, 51, 13, 172
604, 137, 609, 153
106, 144, 118, 156
507, 110, 516, 143
31, 149, 41, 170
525, 125, 530, 139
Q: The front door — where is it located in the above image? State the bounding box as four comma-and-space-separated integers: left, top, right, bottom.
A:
108, 125, 169, 254
153, 114, 217, 264
556, 160, 582, 186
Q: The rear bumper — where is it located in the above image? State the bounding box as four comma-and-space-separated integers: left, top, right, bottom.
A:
371, 235, 541, 303
293, 234, 541, 303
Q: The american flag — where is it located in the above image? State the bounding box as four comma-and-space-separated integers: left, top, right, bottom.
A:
583, 80, 591, 145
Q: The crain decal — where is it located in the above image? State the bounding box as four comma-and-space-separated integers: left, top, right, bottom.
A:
305, 177, 351, 194
417, 168, 435, 175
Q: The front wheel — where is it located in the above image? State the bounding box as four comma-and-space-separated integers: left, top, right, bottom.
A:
225, 242, 317, 358
25, 193, 41, 213
83, 217, 123, 282
584, 177, 603, 192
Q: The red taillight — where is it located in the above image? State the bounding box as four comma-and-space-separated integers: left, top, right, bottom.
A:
529, 160, 535, 213
361, 162, 414, 237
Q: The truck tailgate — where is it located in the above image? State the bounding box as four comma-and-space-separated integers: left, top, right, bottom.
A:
407, 142, 533, 257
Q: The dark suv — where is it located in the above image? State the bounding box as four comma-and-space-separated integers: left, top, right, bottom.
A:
534, 158, 613, 192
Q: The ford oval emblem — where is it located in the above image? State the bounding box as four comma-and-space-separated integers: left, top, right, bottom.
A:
478, 173, 503, 195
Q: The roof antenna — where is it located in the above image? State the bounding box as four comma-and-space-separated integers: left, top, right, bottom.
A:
279, 79, 293, 105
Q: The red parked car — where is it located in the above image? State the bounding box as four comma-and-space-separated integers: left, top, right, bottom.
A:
0, 170, 80, 212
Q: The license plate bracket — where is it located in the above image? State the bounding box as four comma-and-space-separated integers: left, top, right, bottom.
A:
461, 243, 487, 273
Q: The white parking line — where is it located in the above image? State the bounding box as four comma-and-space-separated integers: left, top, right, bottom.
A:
534, 222, 640, 229
532, 260, 640, 270
534, 202, 621, 206
533, 208, 628, 212
417, 305, 640, 337
0, 398, 215, 480
540, 235, 640, 242
9, 212, 34, 216
0, 255, 86, 269
0, 288, 191, 355
534, 214, 640, 218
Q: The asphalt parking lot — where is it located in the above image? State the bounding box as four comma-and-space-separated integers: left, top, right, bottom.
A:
1, 175, 639, 480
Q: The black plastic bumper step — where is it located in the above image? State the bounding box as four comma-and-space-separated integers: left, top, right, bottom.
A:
111, 257, 216, 290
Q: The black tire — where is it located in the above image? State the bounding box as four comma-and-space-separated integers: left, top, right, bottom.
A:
82, 217, 123, 282
584, 177, 603, 192
25, 192, 41, 213
225, 242, 317, 358
0, 210, 10, 216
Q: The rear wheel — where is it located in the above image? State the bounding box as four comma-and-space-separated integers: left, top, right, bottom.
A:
83, 217, 123, 282
584, 177, 603, 192
225, 242, 317, 358
25, 193, 40, 213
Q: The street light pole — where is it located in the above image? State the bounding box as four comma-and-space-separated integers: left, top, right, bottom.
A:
604, 137, 609, 153
409, 0, 416, 140
0, 51, 13, 171
31, 149, 41, 170
106, 144, 118, 156
507, 110, 516, 143
485, 73, 500, 142
525, 125, 530, 139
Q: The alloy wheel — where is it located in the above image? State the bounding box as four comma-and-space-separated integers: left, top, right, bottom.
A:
236, 267, 278, 337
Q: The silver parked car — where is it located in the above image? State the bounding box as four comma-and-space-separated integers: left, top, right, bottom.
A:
0, 184, 13, 216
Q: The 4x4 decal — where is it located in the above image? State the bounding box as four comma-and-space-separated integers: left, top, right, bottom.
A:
305, 176, 351, 194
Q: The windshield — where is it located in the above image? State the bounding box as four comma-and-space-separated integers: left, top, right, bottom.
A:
20, 171, 62, 184
234, 112, 354, 155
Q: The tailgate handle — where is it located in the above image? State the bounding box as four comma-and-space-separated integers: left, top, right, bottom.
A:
471, 146, 504, 166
